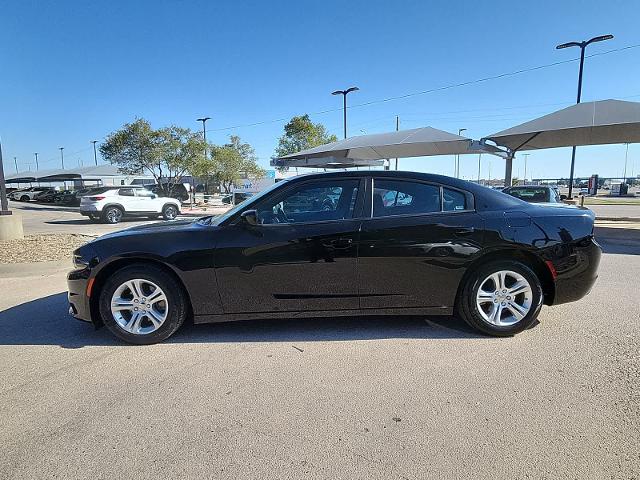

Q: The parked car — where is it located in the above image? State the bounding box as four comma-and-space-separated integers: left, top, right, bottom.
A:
222, 192, 252, 204
79, 186, 181, 223
52, 190, 76, 204
68, 171, 601, 344
10, 187, 54, 201
34, 189, 60, 203
502, 186, 565, 205
145, 183, 189, 202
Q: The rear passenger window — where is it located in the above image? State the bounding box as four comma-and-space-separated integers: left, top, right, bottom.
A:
118, 188, 135, 197
373, 180, 440, 217
443, 188, 467, 211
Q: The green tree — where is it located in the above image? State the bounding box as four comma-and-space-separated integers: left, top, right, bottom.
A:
192, 135, 264, 193
100, 118, 205, 196
274, 114, 338, 171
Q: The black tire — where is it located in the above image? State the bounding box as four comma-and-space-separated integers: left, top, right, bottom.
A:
20, 195, 29, 202
98, 264, 189, 344
102, 206, 123, 224
87, 214, 100, 223
456, 260, 543, 337
162, 204, 179, 220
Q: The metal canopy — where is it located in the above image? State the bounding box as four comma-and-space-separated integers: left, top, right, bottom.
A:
5, 165, 124, 183
271, 126, 501, 169
485, 99, 640, 151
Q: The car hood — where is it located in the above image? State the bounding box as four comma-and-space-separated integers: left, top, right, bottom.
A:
95, 219, 209, 240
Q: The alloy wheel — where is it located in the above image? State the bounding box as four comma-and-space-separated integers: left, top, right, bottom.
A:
110, 279, 169, 335
475, 270, 533, 326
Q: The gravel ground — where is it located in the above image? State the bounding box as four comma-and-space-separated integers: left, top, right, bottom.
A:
0, 234, 94, 264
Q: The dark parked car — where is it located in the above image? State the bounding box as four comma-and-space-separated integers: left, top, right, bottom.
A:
68, 171, 601, 344
53, 190, 76, 204
145, 183, 189, 202
502, 186, 564, 205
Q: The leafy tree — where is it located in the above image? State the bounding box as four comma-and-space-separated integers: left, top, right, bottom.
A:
192, 135, 265, 193
100, 118, 205, 196
274, 114, 338, 171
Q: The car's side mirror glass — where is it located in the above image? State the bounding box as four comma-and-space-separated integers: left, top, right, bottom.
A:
241, 209, 259, 226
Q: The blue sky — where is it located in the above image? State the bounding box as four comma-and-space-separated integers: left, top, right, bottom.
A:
1, 0, 639, 180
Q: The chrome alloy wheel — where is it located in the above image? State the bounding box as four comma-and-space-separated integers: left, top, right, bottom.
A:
476, 270, 533, 327
106, 208, 123, 223
110, 279, 168, 335
164, 205, 178, 219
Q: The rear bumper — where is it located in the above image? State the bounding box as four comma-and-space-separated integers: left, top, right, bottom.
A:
67, 268, 93, 322
551, 237, 602, 305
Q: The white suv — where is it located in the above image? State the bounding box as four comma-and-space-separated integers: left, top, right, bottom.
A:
80, 186, 182, 224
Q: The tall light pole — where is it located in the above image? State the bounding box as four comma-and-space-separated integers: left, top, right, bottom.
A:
623, 143, 629, 183
455, 128, 466, 178
91, 141, 98, 166
34, 153, 39, 171
477, 154, 482, 183
331, 87, 359, 139
196, 117, 211, 157
14, 157, 18, 174
395, 115, 400, 170
556, 34, 613, 198
59, 147, 65, 169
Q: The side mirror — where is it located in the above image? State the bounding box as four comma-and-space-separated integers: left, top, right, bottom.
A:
240, 209, 258, 226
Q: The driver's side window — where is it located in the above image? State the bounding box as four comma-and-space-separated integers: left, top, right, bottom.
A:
256, 180, 359, 225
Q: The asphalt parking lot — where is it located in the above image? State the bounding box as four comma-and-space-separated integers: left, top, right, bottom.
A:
0, 203, 639, 479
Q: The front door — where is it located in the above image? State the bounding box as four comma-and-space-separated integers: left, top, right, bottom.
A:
214, 178, 364, 313
358, 177, 484, 310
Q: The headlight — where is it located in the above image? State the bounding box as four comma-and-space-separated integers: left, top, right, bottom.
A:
73, 253, 90, 269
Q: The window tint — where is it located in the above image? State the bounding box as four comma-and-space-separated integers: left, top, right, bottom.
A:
373, 179, 440, 217
443, 188, 467, 211
506, 187, 549, 203
256, 180, 359, 224
118, 188, 135, 197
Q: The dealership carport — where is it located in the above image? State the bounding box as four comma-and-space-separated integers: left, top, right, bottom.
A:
271, 126, 505, 169
4, 165, 126, 184
274, 99, 640, 190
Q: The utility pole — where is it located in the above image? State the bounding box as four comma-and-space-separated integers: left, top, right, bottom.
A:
34, 153, 39, 171
14, 157, 18, 174
556, 34, 613, 198
0, 138, 10, 214
395, 116, 399, 170
59, 147, 65, 169
91, 141, 98, 166
331, 87, 359, 139
455, 128, 467, 178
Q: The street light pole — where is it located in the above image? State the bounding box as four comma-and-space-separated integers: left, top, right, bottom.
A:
455, 128, 467, 178
395, 115, 399, 170
556, 34, 613, 198
477, 154, 482, 183
91, 141, 98, 166
331, 87, 359, 139
14, 157, 18, 174
34, 153, 39, 171
623, 143, 629, 183
196, 117, 211, 157
523, 153, 530, 184
59, 147, 65, 169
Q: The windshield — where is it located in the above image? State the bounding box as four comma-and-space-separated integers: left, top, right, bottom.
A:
212, 180, 289, 225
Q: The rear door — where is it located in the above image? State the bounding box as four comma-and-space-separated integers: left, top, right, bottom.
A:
214, 177, 365, 313
358, 177, 484, 310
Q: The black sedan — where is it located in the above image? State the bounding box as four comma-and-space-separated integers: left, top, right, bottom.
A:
68, 171, 601, 344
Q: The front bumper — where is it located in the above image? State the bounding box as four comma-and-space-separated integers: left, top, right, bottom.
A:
551, 236, 602, 305
67, 267, 93, 322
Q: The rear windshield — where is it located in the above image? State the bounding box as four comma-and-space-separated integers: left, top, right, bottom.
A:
505, 188, 549, 202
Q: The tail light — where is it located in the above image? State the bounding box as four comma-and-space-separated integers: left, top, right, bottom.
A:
89, 196, 105, 201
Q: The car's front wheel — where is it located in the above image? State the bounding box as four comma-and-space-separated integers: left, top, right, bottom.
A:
457, 260, 543, 336
20, 195, 29, 202
162, 204, 179, 220
98, 264, 188, 344
102, 206, 123, 224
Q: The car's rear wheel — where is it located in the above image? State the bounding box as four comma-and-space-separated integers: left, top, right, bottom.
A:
98, 264, 188, 344
102, 206, 123, 224
162, 204, 179, 220
457, 260, 543, 336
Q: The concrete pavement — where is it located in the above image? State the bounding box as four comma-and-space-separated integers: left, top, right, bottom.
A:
0, 252, 638, 479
